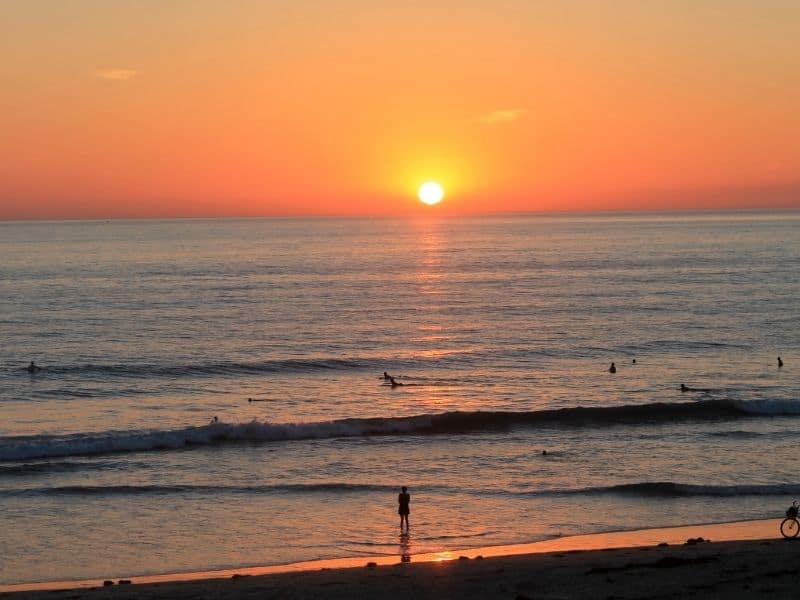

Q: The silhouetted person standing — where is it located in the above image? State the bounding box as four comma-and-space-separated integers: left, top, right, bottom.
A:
778, 357, 783, 368
398, 486, 410, 530
609, 362, 616, 374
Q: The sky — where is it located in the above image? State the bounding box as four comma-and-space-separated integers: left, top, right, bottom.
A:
1, 0, 798, 219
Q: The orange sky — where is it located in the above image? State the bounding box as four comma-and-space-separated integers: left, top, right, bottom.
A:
1, 1, 798, 219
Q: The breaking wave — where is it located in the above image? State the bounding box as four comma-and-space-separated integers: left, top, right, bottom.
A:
1, 398, 797, 462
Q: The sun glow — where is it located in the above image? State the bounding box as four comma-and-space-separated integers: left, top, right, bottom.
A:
418, 182, 444, 206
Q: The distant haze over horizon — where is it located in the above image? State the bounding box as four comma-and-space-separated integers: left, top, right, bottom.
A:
1, 1, 798, 219
3, 206, 800, 224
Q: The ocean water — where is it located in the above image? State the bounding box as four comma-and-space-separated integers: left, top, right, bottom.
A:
0, 212, 798, 585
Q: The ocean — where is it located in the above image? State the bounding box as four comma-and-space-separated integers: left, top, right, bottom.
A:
0, 212, 798, 585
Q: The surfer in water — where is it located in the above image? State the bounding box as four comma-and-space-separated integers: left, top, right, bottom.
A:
25, 361, 41, 374
680, 384, 711, 393
389, 376, 403, 387
609, 362, 616, 374
383, 371, 392, 381
778, 356, 783, 368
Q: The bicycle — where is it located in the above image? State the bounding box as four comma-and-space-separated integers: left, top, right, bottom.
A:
780, 500, 799, 538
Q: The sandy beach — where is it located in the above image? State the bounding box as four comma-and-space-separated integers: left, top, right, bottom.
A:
4, 519, 799, 599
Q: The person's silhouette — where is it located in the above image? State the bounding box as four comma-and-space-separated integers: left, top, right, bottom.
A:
680, 383, 711, 393
389, 376, 403, 387
609, 362, 616, 374
778, 357, 783, 368
26, 361, 41, 374
398, 486, 410, 530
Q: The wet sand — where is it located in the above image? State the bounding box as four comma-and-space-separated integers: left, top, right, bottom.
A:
3, 519, 798, 599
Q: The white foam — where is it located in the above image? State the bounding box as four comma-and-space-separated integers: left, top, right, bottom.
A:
0, 417, 434, 462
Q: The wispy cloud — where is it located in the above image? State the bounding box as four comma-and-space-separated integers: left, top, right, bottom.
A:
95, 68, 138, 81
481, 108, 525, 125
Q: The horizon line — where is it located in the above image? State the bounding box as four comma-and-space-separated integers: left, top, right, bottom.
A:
3, 206, 800, 224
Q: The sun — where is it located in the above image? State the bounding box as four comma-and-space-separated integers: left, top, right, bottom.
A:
418, 181, 444, 206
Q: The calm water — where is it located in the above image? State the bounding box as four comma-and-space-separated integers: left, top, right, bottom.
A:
0, 213, 798, 584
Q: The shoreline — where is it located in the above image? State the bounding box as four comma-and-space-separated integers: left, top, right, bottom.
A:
0, 518, 782, 595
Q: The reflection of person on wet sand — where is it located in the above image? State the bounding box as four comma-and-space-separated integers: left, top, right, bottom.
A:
399, 531, 411, 562
398, 486, 410, 530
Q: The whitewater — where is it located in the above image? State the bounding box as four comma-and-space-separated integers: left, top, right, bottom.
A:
1, 213, 798, 585
3, 399, 800, 463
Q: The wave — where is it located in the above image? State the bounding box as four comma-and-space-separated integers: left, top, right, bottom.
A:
6, 480, 799, 500
7, 337, 749, 380
592, 482, 800, 498
617, 340, 753, 353
11, 358, 370, 378
0, 482, 394, 498
0, 460, 147, 476
1, 398, 797, 462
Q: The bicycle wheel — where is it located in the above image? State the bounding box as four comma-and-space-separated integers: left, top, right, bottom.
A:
780, 518, 799, 538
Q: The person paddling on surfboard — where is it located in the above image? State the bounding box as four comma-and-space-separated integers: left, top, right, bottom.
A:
680, 383, 711, 393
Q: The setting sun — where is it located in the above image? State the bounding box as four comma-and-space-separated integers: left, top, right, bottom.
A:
418, 182, 444, 206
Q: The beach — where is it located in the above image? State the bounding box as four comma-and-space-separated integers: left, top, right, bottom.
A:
3, 520, 798, 599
